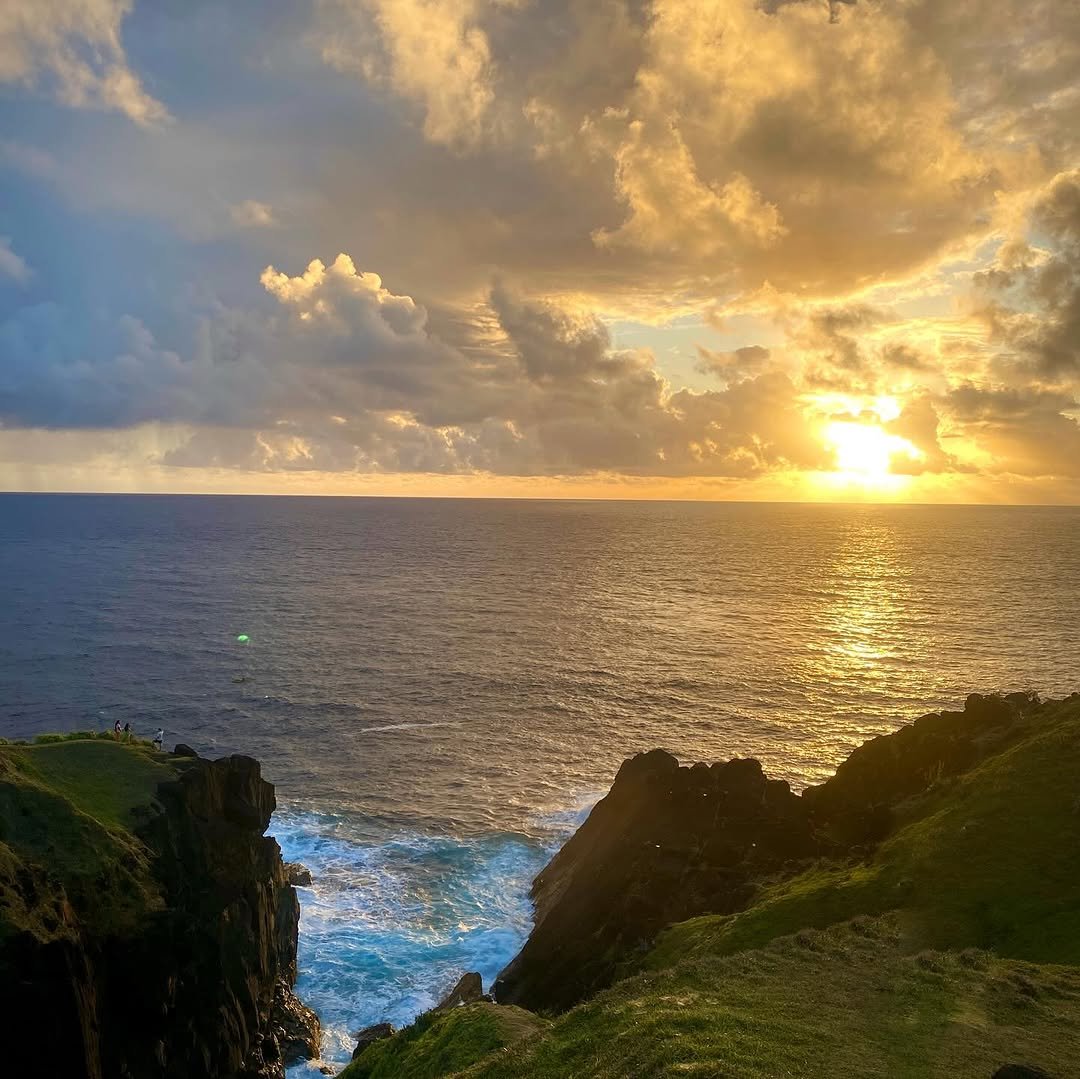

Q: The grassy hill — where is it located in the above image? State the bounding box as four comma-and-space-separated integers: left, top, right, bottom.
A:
0, 734, 188, 939
343, 1004, 549, 1079
0, 732, 317, 1077
648, 693, 1080, 970
341, 694, 1080, 1078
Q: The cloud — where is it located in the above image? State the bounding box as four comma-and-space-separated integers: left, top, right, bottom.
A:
944, 383, 1080, 477
230, 200, 276, 229
696, 344, 771, 381
5, 240, 1080, 487
0, 0, 168, 124
0, 251, 833, 478
3, 1, 1080, 497
592, 128, 788, 258
885, 395, 963, 475
309, 0, 1034, 301
316, 0, 496, 146
975, 168, 1080, 383
0, 237, 30, 281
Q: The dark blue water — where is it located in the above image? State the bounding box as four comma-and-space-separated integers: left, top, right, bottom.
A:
2, 494, 1077, 1069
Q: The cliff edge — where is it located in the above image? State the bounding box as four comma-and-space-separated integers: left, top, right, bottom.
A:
494, 691, 1050, 1012
0, 736, 319, 1079
336, 690, 1080, 1078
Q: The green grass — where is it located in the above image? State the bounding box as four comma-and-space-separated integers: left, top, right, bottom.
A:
355, 695, 1080, 1077
0, 739, 184, 937
339, 1004, 549, 1079
470, 917, 1080, 1079
5, 738, 181, 834
648, 694, 1080, 970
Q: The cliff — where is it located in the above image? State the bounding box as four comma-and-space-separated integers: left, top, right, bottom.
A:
494, 691, 1047, 1012
494, 751, 819, 1012
0, 735, 318, 1079
341, 691, 1080, 1078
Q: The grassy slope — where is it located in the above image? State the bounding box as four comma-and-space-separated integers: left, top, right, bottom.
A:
339, 1004, 549, 1079
649, 694, 1080, 970
0, 737, 184, 938
473, 918, 1080, 1079
351, 696, 1080, 1078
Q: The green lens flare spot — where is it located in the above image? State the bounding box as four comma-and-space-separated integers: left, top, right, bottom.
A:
236, 634, 250, 643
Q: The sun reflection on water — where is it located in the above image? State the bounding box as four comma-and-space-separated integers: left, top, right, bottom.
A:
809, 519, 915, 731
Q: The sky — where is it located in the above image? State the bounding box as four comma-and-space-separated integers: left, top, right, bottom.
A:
1, 0, 1079, 502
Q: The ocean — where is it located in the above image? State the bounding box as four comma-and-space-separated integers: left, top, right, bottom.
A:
1, 494, 1077, 1070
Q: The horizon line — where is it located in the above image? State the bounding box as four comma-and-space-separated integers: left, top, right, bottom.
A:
1, 489, 1077, 509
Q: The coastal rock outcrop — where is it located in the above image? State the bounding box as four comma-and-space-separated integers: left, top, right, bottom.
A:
285, 862, 314, 887
495, 749, 819, 1011
0, 744, 318, 1079
351, 1023, 395, 1060
803, 692, 1040, 844
437, 971, 486, 1010
496, 692, 1047, 1013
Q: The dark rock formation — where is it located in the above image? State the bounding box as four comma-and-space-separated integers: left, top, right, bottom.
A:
803, 692, 1039, 844
437, 972, 485, 1010
284, 862, 313, 887
496, 693, 1047, 1013
352, 1023, 395, 1060
272, 982, 321, 1064
173, 743, 198, 757
495, 749, 819, 1012
993, 1066, 1055, 1079
0, 753, 319, 1079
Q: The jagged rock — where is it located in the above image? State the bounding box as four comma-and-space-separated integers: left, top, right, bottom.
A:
993, 1066, 1054, 1079
1004, 691, 1040, 711
0, 751, 319, 1079
172, 742, 198, 757
494, 748, 820, 1012
803, 692, 1034, 844
437, 972, 484, 1010
272, 981, 321, 1064
284, 862, 313, 887
352, 1023, 395, 1060
495, 694, 1049, 1014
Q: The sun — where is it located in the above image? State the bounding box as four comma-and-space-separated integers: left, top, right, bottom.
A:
825, 421, 920, 479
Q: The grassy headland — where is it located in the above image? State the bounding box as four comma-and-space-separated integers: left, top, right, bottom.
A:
648, 693, 1080, 969
0, 733, 316, 1077
0, 735, 188, 938
341, 694, 1080, 1078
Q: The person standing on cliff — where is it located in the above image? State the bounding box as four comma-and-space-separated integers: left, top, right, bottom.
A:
153, 728, 164, 752
122, 722, 132, 742
113, 719, 122, 741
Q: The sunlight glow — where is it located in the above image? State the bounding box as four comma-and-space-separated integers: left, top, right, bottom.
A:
825, 421, 922, 480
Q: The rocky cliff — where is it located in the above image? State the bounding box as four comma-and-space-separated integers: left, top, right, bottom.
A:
494, 691, 1048, 1012
0, 738, 319, 1079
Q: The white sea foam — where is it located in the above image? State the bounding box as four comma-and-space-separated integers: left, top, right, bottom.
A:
275, 805, 568, 1072
359, 721, 462, 733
